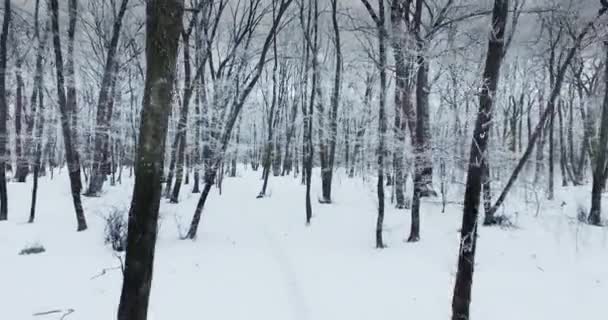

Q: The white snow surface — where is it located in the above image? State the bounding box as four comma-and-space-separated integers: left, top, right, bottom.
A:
1, 167, 607, 319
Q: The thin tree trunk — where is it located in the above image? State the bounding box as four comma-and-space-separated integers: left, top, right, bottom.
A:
30, 90, 45, 223
323, 0, 342, 204
452, 1, 508, 319
49, 0, 87, 231
0, 0, 10, 220
66, 0, 79, 184
29, 0, 48, 223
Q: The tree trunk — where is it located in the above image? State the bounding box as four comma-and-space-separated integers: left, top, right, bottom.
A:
66, 0, 79, 184
0, 0, 10, 220
323, 0, 342, 204
170, 30, 195, 203
29, 0, 48, 223
49, 0, 87, 231
15, 61, 28, 182
389, 0, 411, 209
86, 0, 129, 196
117, 1, 183, 319
30, 90, 45, 223
258, 30, 280, 198
452, 1, 508, 319
588, 42, 608, 226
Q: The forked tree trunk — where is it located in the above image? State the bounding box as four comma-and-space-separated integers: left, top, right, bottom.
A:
49, 0, 87, 231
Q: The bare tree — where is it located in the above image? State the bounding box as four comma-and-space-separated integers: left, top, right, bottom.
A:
185, 0, 294, 239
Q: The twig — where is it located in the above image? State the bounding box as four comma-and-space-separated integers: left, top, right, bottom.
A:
60, 309, 75, 320
33, 310, 62, 316
90, 266, 122, 280
33, 308, 74, 319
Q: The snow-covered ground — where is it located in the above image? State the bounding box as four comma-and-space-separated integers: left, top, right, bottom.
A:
1, 167, 607, 320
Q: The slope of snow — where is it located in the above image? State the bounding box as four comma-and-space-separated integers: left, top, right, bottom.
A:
1, 167, 607, 319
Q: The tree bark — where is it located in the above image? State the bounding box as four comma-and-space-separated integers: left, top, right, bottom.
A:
66, 0, 79, 186
0, 0, 10, 220
452, 1, 508, 319
49, 0, 87, 231
323, 0, 342, 204
29, 0, 48, 223
117, 1, 183, 319
588, 42, 608, 226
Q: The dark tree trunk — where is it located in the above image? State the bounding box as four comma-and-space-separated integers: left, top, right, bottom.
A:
360, 0, 387, 248
29, 0, 48, 223
482, 161, 493, 224
588, 42, 608, 226
315, 17, 329, 203
0, 0, 10, 220
66, 0, 79, 184
30, 89, 45, 223
49, 0, 87, 231
164, 131, 180, 197
304, 0, 317, 224
412, 0, 434, 198
548, 99, 555, 199
375, 0, 387, 247
258, 30, 280, 198
86, 0, 129, 196
323, 0, 342, 204
408, 0, 428, 242
117, 1, 183, 319
452, 1, 508, 319
170, 29, 195, 203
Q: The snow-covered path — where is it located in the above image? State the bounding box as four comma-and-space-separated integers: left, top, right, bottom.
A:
1, 168, 607, 319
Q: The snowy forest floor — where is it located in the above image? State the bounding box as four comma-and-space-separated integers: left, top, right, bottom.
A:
1, 167, 607, 320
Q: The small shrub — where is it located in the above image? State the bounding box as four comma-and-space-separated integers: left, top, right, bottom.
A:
576, 203, 588, 223
104, 207, 128, 252
19, 242, 46, 255
484, 214, 516, 229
